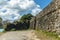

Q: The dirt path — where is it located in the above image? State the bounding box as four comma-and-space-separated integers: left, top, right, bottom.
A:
0, 30, 40, 40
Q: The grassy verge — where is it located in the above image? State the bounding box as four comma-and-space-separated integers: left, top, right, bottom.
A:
0, 32, 4, 36
35, 30, 60, 40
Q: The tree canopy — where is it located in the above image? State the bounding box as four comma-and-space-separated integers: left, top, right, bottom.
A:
0, 17, 3, 28
4, 14, 33, 31
20, 14, 33, 22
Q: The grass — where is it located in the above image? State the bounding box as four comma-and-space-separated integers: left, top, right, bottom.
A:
35, 30, 60, 40
0, 32, 5, 36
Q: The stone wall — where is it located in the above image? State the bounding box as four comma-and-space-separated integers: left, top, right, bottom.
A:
30, 0, 60, 34
30, 17, 36, 29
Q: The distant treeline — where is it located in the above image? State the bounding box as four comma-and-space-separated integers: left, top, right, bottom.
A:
1, 14, 33, 31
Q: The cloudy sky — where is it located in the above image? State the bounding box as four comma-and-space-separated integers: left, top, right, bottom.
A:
0, 0, 52, 22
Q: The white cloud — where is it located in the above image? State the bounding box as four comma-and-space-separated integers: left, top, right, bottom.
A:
19, 0, 35, 9
0, 0, 42, 22
32, 7, 42, 16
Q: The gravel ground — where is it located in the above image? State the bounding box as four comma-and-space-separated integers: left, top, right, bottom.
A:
0, 30, 40, 40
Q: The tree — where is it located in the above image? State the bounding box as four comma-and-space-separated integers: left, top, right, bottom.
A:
0, 17, 2, 22
4, 14, 33, 31
19, 14, 33, 29
0, 17, 3, 28
20, 14, 33, 22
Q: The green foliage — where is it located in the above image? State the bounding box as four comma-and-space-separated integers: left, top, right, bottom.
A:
20, 14, 33, 29
36, 30, 60, 40
0, 17, 3, 28
0, 17, 2, 22
4, 14, 33, 31
20, 14, 33, 22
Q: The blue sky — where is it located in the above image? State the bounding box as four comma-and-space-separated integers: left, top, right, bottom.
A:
34, 0, 52, 9
0, 0, 52, 22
